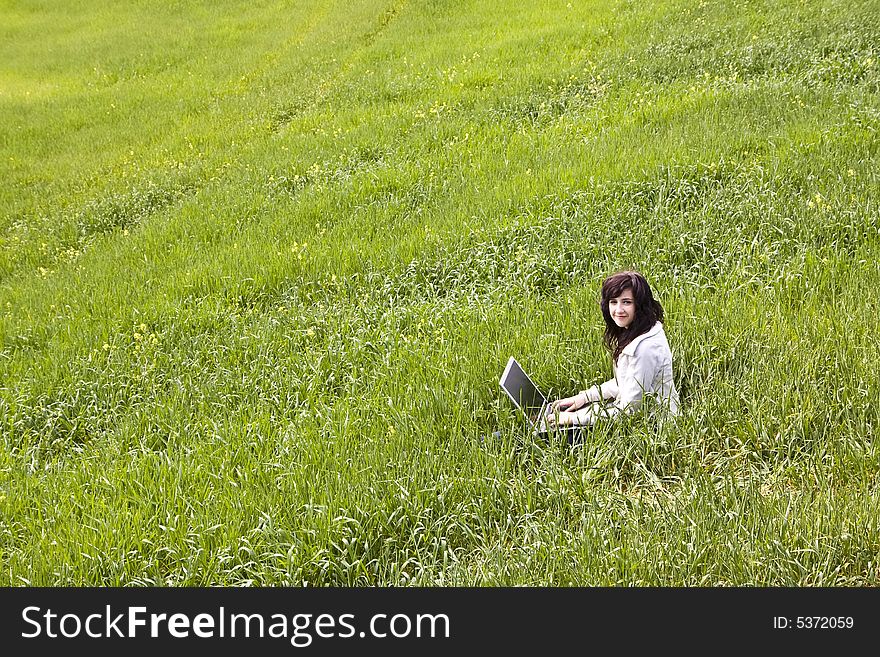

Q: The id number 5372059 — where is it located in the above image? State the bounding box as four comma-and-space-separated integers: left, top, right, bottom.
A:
773, 616, 854, 629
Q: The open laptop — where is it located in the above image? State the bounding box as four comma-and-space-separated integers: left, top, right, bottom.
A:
499, 356, 550, 434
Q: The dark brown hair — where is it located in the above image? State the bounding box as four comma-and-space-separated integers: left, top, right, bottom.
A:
600, 271, 664, 362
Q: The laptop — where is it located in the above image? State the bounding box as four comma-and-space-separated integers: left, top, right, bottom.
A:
499, 356, 550, 434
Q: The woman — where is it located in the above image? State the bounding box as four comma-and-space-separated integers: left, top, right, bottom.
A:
546, 271, 679, 428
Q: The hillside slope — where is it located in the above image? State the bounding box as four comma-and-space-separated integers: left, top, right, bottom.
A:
1, 0, 878, 585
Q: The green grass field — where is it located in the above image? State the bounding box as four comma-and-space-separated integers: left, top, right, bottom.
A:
1, 0, 878, 585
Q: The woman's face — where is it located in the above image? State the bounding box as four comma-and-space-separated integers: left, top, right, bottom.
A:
608, 287, 636, 329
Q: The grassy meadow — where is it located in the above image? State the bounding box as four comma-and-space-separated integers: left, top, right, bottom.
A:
1, 0, 879, 585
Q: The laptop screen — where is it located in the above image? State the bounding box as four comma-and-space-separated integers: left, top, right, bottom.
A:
499, 357, 547, 417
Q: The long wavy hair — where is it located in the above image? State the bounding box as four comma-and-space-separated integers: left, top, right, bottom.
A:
600, 271, 664, 363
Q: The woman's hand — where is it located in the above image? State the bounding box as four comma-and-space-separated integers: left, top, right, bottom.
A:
545, 410, 579, 428
548, 392, 587, 414
545, 392, 587, 427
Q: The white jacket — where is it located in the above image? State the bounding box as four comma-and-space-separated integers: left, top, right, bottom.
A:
574, 321, 679, 425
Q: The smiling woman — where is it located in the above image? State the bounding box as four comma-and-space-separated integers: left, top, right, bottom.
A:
547, 270, 680, 428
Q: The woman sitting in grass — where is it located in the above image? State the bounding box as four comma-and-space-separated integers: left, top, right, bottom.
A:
546, 270, 679, 428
